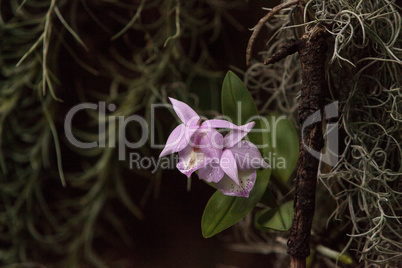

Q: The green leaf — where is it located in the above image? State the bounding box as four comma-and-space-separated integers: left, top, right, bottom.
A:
255, 200, 294, 232
221, 71, 261, 145
264, 115, 299, 183
259, 188, 278, 208
202, 169, 271, 238
201, 71, 271, 238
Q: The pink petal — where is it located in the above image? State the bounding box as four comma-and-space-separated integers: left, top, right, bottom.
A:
198, 160, 224, 183
219, 149, 239, 185
200, 119, 239, 130
169, 97, 200, 126
214, 170, 256, 197
175, 129, 223, 178
223, 130, 246, 148
176, 143, 209, 178
240, 121, 255, 131
197, 128, 223, 159
223, 122, 255, 148
230, 140, 270, 170
159, 124, 191, 157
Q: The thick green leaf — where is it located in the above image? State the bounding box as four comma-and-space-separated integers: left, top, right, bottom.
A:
201, 71, 271, 238
202, 169, 271, 238
255, 200, 294, 232
264, 115, 299, 183
221, 71, 261, 145
259, 188, 278, 208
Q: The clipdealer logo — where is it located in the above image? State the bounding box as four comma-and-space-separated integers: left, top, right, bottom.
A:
63, 101, 339, 170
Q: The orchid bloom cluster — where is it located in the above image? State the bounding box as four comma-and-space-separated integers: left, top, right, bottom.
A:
159, 98, 269, 197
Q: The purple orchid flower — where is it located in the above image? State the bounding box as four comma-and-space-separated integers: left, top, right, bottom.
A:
159, 97, 269, 198
198, 130, 269, 198
159, 97, 252, 158
176, 121, 255, 178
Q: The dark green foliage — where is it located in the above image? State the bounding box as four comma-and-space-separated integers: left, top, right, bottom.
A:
0, 0, 245, 266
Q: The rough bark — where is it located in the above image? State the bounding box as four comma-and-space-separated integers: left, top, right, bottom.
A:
287, 26, 328, 267
264, 39, 299, 65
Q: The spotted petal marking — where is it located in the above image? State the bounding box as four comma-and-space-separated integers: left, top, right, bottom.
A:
214, 169, 256, 197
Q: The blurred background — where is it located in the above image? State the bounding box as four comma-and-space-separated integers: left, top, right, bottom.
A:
0, 0, 282, 267
1, 0, 401, 267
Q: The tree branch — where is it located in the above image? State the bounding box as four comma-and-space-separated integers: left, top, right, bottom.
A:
246, 0, 299, 66
264, 39, 299, 65
287, 25, 328, 268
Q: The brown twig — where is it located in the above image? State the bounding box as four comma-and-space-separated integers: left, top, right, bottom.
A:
287, 25, 328, 268
262, 20, 329, 268
246, 0, 299, 66
248, 3, 330, 268
264, 39, 299, 65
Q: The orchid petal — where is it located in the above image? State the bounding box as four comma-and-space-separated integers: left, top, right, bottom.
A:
230, 140, 270, 170
197, 128, 223, 159
176, 143, 210, 178
240, 121, 255, 131
175, 128, 223, 177
159, 124, 191, 157
169, 97, 200, 125
214, 170, 256, 197
198, 160, 225, 183
223, 122, 255, 148
219, 149, 239, 185
200, 119, 239, 130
